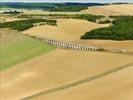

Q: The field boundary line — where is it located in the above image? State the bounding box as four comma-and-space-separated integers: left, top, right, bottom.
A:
22, 62, 133, 100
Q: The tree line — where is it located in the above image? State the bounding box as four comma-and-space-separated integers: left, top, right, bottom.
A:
81, 16, 133, 40
0, 19, 57, 31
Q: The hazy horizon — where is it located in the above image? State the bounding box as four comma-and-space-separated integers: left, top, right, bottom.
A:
0, 0, 133, 3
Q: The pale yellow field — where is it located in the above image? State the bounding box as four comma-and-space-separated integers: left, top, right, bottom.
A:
31, 66, 133, 100
81, 4, 133, 15
5, 18, 27, 22
23, 18, 133, 51
79, 40, 133, 51
1, 4, 133, 100
1, 49, 133, 100
12, 4, 132, 16
1, 4, 132, 16
0, 16, 27, 23
23, 19, 109, 41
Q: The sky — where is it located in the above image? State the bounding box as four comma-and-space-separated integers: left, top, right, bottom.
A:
0, 0, 133, 3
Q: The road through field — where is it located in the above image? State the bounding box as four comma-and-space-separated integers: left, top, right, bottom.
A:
28, 65, 133, 100
23, 62, 133, 100
1, 49, 133, 100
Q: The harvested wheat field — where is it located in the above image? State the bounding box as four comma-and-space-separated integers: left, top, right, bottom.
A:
20, 4, 133, 16
1, 3, 133, 100
1, 48, 133, 100
30, 65, 133, 100
23, 18, 133, 51
23, 19, 109, 41
21, 4, 133, 16
4, 18, 28, 22
0, 15, 27, 23
79, 40, 133, 51
81, 4, 133, 15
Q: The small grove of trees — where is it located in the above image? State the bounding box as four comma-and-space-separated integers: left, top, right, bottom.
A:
75, 14, 105, 22
47, 6, 88, 12
98, 20, 112, 24
1, 3, 104, 12
81, 16, 133, 40
2, 10, 23, 14
0, 19, 57, 31
17, 14, 105, 23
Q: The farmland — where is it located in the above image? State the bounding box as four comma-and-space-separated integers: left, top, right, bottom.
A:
0, 29, 55, 71
81, 4, 133, 15
1, 49, 133, 100
29, 65, 133, 100
0, 3, 133, 100
23, 19, 109, 41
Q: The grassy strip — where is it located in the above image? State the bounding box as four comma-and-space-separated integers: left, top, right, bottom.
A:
0, 34, 55, 71
22, 62, 133, 100
81, 16, 133, 40
0, 19, 57, 31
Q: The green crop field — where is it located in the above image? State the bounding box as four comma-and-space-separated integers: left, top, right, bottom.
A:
0, 33, 55, 71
